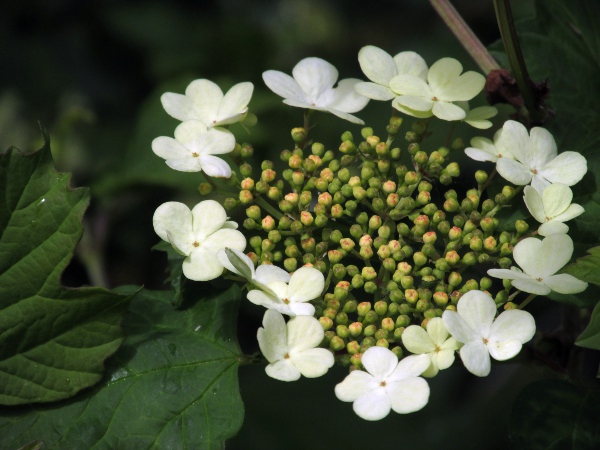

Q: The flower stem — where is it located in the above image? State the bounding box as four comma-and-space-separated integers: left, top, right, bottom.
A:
429, 0, 500, 74
255, 195, 283, 220
518, 293, 537, 309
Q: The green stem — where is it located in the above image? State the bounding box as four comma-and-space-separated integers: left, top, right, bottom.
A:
429, 0, 500, 74
255, 196, 284, 220
518, 293, 537, 309
493, 0, 542, 122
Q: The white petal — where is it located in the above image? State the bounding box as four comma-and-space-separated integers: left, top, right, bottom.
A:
152, 136, 190, 160
428, 57, 463, 93
362, 346, 398, 379
389, 354, 431, 381
393, 51, 428, 80
539, 151, 588, 186
496, 158, 533, 186
487, 340, 522, 361
185, 79, 223, 124
401, 326, 435, 354
325, 108, 366, 125
541, 183, 572, 218
439, 71, 485, 102
511, 278, 552, 295
164, 157, 203, 172
523, 186, 546, 223
353, 388, 392, 421
464, 106, 498, 121
526, 127, 557, 169
160, 93, 198, 121
465, 147, 499, 162
217, 82, 253, 124
354, 82, 395, 101
459, 341, 491, 377
456, 290, 497, 339
153, 202, 192, 242
281, 98, 314, 109
255, 264, 291, 286
183, 246, 225, 281
287, 302, 316, 317
262, 70, 306, 102
190, 200, 227, 239
392, 101, 434, 119
287, 267, 324, 303
435, 348, 456, 370
496, 120, 528, 161
389, 74, 431, 97
487, 268, 532, 280
174, 120, 209, 149
465, 136, 500, 162
291, 348, 334, 378
287, 315, 324, 351
257, 309, 287, 363
432, 101, 466, 121
442, 310, 479, 344
538, 221, 569, 236
292, 57, 338, 103
387, 377, 430, 414
489, 309, 536, 344
265, 359, 301, 381
427, 317, 450, 346
394, 95, 434, 112
534, 234, 574, 277
335, 370, 377, 402
358, 45, 396, 85
543, 274, 588, 294
531, 174, 551, 195
194, 128, 236, 156
217, 248, 254, 280
199, 155, 232, 178
247, 289, 282, 309
202, 229, 246, 258
552, 204, 584, 223
327, 78, 370, 113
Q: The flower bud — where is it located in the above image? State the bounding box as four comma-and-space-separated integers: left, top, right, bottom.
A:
319, 316, 333, 331
374, 301, 388, 316
515, 220, 529, 234
343, 300, 358, 314
363, 311, 379, 326
357, 301, 371, 317
347, 340, 361, 354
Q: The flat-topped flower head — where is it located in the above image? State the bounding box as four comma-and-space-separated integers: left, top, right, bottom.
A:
389, 57, 485, 121
217, 247, 290, 291
161, 79, 254, 127
262, 57, 369, 124
487, 234, 588, 295
246, 266, 324, 316
153, 200, 246, 281
257, 309, 334, 382
335, 347, 430, 420
401, 317, 460, 377
442, 290, 536, 377
523, 184, 584, 236
152, 120, 235, 177
495, 121, 587, 193
355, 45, 428, 101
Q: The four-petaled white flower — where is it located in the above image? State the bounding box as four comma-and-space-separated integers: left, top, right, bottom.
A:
487, 234, 588, 296
246, 266, 324, 316
495, 120, 587, 193
389, 57, 485, 121
401, 317, 460, 377
152, 120, 235, 177
257, 309, 334, 382
262, 57, 369, 124
216, 247, 291, 290
161, 79, 254, 127
153, 200, 246, 281
335, 347, 430, 421
354, 45, 428, 101
442, 290, 536, 377
523, 184, 585, 236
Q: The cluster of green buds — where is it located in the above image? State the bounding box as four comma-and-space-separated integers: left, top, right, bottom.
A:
201, 116, 530, 371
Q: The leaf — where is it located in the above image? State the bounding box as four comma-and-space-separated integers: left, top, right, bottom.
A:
509, 380, 600, 450
0, 286, 244, 449
575, 302, 600, 350
0, 136, 133, 405
564, 247, 600, 287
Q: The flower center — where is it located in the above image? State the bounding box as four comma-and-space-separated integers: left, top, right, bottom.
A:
284, 353, 290, 359
192, 152, 199, 157
380, 381, 387, 387
432, 96, 438, 101
193, 241, 200, 247
482, 338, 489, 345
536, 277, 543, 282
434, 345, 441, 353
283, 298, 290, 304
531, 168, 538, 174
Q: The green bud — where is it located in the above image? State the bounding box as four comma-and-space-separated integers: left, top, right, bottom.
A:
352, 275, 365, 289
319, 316, 333, 331
446, 162, 460, 177
347, 341, 361, 355
515, 220, 529, 234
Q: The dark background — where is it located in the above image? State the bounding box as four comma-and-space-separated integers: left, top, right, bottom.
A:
2, 1, 551, 448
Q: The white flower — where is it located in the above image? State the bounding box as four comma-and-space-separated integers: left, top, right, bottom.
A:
442, 290, 536, 377
216, 247, 291, 289
523, 184, 584, 236
161, 79, 253, 127
246, 266, 323, 316
152, 120, 235, 177
388, 57, 485, 121
262, 57, 369, 124
456, 101, 498, 129
153, 200, 246, 281
401, 317, 460, 377
335, 347, 430, 421
257, 309, 334, 382
487, 234, 588, 295
354, 46, 428, 101
464, 120, 522, 163
495, 121, 587, 193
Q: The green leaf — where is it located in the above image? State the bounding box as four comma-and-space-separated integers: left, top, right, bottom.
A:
509, 380, 600, 450
564, 247, 600, 287
575, 301, 600, 350
0, 137, 133, 405
0, 286, 244, 449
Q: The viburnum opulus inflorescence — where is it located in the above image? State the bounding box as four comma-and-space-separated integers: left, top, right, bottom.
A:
151, 46, 589, 421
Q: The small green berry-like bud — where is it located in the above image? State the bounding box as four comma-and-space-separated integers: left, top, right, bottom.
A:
448, 271, 462, 287
347, 340, 361, 354
239, 189, 253, 204
357, 301, 371, 316
291, 127, 306, 143
283, 257, 297, 272
413, 251, 428, 266
364, 281, 378, 294
504, 302, 518, 310
433, 291, 448, 307
405, 288, 419, 304
404, 171, 420, 185
319, 316, 333, 331
446, 162, 460, 177
515, 220, 529, 234
374, 301, 388, 316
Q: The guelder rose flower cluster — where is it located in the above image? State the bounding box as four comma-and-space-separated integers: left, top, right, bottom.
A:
149, 45, 590, 422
